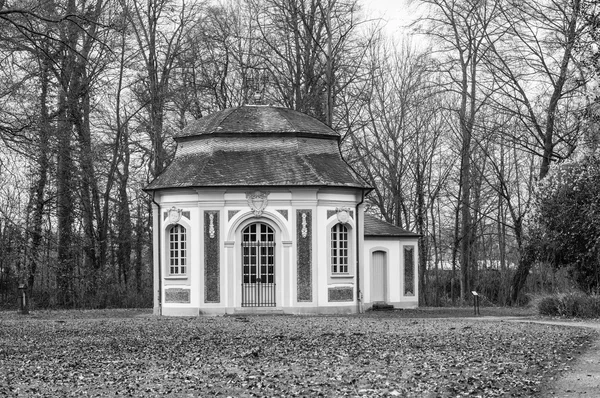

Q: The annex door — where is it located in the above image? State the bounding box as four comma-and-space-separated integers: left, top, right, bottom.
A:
371, 251, 387, 302
241, 223, 276, 307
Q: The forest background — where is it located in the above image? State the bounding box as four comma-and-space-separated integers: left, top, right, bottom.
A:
0, 0, 598, 309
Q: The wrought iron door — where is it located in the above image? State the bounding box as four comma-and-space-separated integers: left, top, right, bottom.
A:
241, 223, 276, 307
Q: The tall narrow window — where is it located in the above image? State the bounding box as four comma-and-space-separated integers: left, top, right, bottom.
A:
331, 223, 349, 274
404, 246, 415, 296
169, 224, 187, 275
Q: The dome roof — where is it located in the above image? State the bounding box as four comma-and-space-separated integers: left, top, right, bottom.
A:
146, 106, 370, 191
177, 106, 338, 139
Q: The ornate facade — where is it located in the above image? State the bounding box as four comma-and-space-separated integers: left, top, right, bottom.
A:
145, 106, 419, 315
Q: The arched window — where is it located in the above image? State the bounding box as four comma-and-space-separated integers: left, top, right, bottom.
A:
331, 223, 349, 274
169, 224, 187, 275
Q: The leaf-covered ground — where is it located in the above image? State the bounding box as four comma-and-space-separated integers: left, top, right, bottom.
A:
0, 311, 594, 397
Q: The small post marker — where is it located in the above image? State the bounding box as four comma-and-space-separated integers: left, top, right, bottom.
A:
18, 284, 29, 315
471, 291, 480, 316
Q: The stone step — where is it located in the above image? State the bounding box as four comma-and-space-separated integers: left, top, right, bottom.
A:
232, 308, 285, 315
372, 303, 395, 311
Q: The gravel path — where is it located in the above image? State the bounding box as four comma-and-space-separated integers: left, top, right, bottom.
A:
483, 318, 600, 397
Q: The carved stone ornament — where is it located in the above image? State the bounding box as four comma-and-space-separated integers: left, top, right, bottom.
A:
209, 213, 215, 238
301, 213, 308, 238
246, 190, 269, 217
336, 207, 352, 224
168, 206, 182, 224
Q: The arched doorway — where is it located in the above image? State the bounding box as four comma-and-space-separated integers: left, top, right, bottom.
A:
241, 222, 276, 307
371, 251, 387, 302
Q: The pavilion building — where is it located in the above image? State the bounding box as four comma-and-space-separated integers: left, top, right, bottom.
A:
145, 106, 419, 315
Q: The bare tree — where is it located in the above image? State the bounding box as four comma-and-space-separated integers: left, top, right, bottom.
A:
345, 33, 455, 304
475, 0, 592, 302
124, 0, 199, 178
485, 0, 590, 180
247, 0, 364, 125
416, 0, 502, 300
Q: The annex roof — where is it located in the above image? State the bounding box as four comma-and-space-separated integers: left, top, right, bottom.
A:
364, 214, 421, 238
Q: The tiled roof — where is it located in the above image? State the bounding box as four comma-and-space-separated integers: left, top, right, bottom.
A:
146, 148, 367, 189
145, 105, 370, 191
177, 106, 339, 138
363, 214, 420, 238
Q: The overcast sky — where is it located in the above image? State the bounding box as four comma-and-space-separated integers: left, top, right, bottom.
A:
360, 0, 420, 35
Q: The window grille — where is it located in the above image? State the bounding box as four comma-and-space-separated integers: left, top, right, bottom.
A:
241, 223, 276, 307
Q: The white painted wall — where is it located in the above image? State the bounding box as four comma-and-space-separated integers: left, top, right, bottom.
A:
363, 237, 419, 308
153, 187, 367, 315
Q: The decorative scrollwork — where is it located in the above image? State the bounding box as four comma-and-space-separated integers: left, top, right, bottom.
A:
209, 213, 215, 238
336, 207, 351, 224
301, 213, 308, 238
168, 206, 182, 225
246, 190, 269, 217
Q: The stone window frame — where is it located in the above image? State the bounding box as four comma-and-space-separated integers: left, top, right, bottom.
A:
164, 215, 191, 280
168, 224, 187, 276
330, 223, 349, 274
326, 217, 355, 278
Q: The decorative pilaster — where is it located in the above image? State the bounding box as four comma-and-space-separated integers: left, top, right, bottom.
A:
296, 209, 312, 302
205, 211, 220, 303
404, 246, 415, 297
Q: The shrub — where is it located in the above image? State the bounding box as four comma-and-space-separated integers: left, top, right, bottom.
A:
537, 295, 560, 316
536, 293, 600, 318
577, 295, 600, 318
531, 156, 600, 293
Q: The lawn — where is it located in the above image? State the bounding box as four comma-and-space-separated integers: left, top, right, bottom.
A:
0, 309, 594, 397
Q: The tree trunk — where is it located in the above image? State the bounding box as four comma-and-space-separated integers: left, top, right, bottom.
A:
415, 165, 428, 306
116, 124, 132, 287
25, 55, 51, 292
56, 91, 75, 308
134, 202, 145, 293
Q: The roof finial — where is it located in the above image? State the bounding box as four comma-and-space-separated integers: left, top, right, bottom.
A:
245, 68, 269, 106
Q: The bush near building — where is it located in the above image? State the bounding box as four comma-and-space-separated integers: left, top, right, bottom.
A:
536, 292, 600, 318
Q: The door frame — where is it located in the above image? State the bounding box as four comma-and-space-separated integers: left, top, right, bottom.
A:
370, 249, 388, 303
240, 222, 276, 307
229, 213, 287, 309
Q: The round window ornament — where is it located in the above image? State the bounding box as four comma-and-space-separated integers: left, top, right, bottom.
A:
336, 207, 351, 224
168, 207, 182, 224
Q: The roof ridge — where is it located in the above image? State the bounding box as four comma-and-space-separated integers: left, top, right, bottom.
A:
299, 154, 326, 185
276, 107, 303, 132
212, 107, 237, 132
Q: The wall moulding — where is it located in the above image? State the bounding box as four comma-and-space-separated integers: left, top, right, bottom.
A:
165, 288, 190, 303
